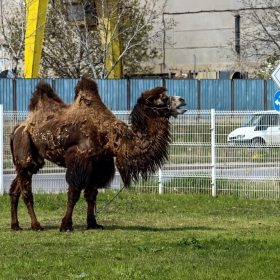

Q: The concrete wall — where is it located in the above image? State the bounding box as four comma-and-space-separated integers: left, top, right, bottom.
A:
145, 0, 258, 77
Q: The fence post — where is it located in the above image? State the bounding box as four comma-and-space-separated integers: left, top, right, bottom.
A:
158, 168, 163, 194
211, 109, 216, 196
0, 105, 3, 195
12, 78, 17, 111
126, 78, 131, 111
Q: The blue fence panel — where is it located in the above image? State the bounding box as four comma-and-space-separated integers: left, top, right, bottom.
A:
54, 78, 78, 104
96, 79, 127, 110
130, 79, 163, 109
1, 78, 280, 112
234, 79, 264, 110
0, 79, 13, 110
166, 79, 198, 110
55, 79, 127, 110
200, 80, 231, 110
16, 78, 53, 111
267, 79, 279, 110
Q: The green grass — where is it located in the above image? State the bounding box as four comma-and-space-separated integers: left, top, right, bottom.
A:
1, 191, 280, 279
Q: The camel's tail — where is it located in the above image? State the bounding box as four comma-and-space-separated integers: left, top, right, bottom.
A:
74, 74, 99, 100
10, 125, 18, 165
28, 81, 66, 111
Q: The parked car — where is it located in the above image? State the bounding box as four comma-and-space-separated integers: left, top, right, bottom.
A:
227, 112, 280, 146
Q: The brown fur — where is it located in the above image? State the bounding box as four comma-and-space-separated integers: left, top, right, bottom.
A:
9, 75, 186, 231
29, 81, 67, 111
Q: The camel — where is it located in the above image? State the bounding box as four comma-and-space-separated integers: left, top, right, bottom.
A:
9, 75, 186, 231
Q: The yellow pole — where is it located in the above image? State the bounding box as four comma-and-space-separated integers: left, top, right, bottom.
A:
100, 20, 122, 78
97, 0, 122, 78
24, 0, 121, 78
24, 0, 49, 78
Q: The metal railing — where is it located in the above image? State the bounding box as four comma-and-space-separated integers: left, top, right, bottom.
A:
2, 109, 280, 198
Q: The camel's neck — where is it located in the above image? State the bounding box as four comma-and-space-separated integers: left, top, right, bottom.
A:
115, 105, 171, 186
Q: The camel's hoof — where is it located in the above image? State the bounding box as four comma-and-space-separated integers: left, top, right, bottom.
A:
11, 224, 23, 231
60, 228, 74, 232
60, 225, 74, 232
31, 224, 44, 231
87, 224, 104, 230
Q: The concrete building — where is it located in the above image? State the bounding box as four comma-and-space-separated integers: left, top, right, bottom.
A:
146, 0, 258, 78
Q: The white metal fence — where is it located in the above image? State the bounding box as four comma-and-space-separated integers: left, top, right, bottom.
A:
2, 109, 280, 198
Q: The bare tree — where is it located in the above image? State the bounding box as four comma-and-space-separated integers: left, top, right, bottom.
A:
40, 0, 175, 78
39, 0, 88, 78
0, 1, 26, 76
216, 0, 280, 77
255, 49, 280, 79
225, 0, 280, 74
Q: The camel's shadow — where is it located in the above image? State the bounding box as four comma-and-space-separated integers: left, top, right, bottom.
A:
42, 224, 223, 232
104, 225, 224, 232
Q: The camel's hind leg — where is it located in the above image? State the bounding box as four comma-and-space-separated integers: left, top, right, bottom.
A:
10, 170, 44, 231
10, 126, 44, 231
9, 176, 22, 230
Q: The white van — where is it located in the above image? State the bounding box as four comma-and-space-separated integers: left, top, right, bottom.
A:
227, 112, 280, 146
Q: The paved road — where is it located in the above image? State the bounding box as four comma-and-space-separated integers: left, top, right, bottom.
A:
3, 162, 280, 193
3, 173, 123, 193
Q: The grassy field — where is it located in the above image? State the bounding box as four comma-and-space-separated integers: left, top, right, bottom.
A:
0, 191, 280, 279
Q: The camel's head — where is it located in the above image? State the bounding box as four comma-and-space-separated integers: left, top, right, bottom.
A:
139, 86, 170, 108
168, 95, 187, 118
137, 86, 186, 118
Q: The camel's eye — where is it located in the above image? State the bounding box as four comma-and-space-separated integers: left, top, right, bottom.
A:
162, 96, 168, 103
146, 97, 154, 104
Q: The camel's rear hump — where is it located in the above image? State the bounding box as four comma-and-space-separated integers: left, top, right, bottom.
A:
74, 74, 99, 101
28, 81, 66, 111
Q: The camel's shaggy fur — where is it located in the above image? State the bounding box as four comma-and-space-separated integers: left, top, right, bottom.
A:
9, 75, 186, 231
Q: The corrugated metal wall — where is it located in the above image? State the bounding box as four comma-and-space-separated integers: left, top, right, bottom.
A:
55, 78, 78, 104
234, 79, 264, 110
97, 79, 127, 110
0, 78, 280, 111
200, 80, 232, 110
0, 79, 13, 110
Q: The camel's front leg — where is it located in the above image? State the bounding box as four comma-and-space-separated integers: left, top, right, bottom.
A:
84, 188, 103, 229
60, 186, 81, 231
9, 176, 22, 230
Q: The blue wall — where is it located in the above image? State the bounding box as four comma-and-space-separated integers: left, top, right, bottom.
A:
0, 78, 279, 111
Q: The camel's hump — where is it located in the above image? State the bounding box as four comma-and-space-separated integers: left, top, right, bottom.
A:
28, 81, 66, 111
74, 74, 99, 100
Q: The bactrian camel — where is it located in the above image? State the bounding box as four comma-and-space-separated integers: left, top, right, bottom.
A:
9, 75, 186, 231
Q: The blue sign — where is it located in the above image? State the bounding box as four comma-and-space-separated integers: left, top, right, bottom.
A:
274, 90, 280, 111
